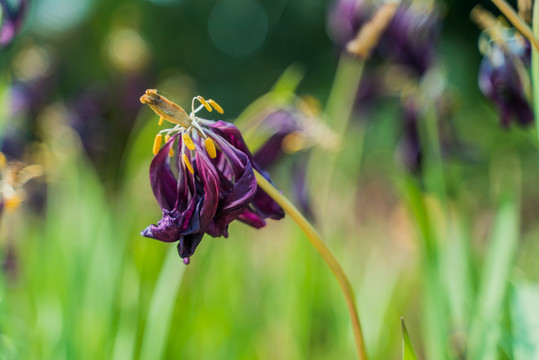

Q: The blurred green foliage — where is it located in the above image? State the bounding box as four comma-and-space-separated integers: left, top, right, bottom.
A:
1, 0, 539, 359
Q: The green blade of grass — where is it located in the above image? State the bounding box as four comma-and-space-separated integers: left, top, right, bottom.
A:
467, 191, 520, 359
401, 318, 419, 360
510, 282, 539, 360
139, 245, 187, 360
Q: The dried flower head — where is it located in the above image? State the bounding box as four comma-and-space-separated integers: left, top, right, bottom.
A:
140, 90, 284, 264
477, 25, 533, 127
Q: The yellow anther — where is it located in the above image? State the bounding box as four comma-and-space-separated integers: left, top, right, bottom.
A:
205, 138, 217, 158
163, 135, 175, 157
5, 194, 22, 211
197, 96, 212, 112
153, 134, 163, 155
183, 154, 194, 174
282, 132, 307, 153
207, 99, 224, 114
183, 133, 196, 150
158, 116, 164, 126
0, 152, 6, 169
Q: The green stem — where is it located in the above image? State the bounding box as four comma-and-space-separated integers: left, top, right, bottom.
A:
533, 0, 539, 143
254, 170, 367, 360
140, 246, 187, 360
309, 57, 365, 208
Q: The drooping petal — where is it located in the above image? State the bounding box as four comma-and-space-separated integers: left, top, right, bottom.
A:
149, 134, 181, 210
194, 143, 220, 229
208, 121, 284, 221
141, 197, 200, 243
177, 232, 205, 259
205, 132, 258, 237
237, 208, 267, 228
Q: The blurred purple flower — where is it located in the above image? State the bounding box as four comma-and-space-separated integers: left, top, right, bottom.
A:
396, 98, 422, 173
328, 0, 441, 76
140, 91, 284, 263
0, 0, 28, 47
377, 3, 440, 76
252, 110, 313, 217
248, 104, 339, 219
478, 34, 533, 127
327, 0, 368, 48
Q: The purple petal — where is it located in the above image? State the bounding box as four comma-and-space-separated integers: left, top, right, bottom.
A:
141, 198, 200, 243
0, 0, 28, 47
209, 121, 285, 222
237, 208, 266, 228
194, 144, 220, 228
149, 133, 180, 210
177, 232, 205, 259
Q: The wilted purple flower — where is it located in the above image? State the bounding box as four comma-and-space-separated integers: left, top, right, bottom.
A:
396, 98, 422, 173
377, 3, 440, 76
0, 0, 28, 47
478, 33, 533, 126
246, 103, 339, 219
328, 0, 441, 76
140, 90, 284, 263
327, 0, 369, 48
252, 110, 313, 217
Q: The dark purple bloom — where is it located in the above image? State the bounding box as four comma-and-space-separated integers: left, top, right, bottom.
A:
478, 34, 533, 126
327, 0, 368, 48
248, 107, 337, 219
0, 0, 28, 47
396, 98, 422, 173
377, 3, 440, 77
252, 110, 302, 169
328, 0, 441, 76
140, 91, 284, 263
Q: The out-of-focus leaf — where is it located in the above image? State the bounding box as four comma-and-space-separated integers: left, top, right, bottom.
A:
139, 245, 187, 360
511, 283, 539, 360
401, 318, 419, 360
467, 191, 520, 359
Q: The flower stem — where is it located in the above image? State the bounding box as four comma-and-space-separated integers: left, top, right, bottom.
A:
532, 0, 539, 143
254, 170, 367, 360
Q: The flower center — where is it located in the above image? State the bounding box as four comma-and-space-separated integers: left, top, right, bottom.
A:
141, 90, 223, 172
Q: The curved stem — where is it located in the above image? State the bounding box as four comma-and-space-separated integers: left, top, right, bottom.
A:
254, 170, 367, 360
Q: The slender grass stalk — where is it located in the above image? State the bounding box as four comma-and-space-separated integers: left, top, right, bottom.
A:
407, 98, 448, 360
533, 0, 539, 143
418, 103, 447, 207
254, 170, 367, 360
139, 246, 187, 360
309, 57, 365, 209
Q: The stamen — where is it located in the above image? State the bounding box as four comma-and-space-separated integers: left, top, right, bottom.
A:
205, 138, 217, 158
5, 194, 22, 211
183, 133, 196, 150
346, 2, 398, 58
165, 135, 174, 157
183, 154, 195, 174
158, 116, 164, 126
197, 96, 212, 112
0, 152, 6, 169
282, 132, 307, 153
207, 99, 224, 114
153, 134, 163, 155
